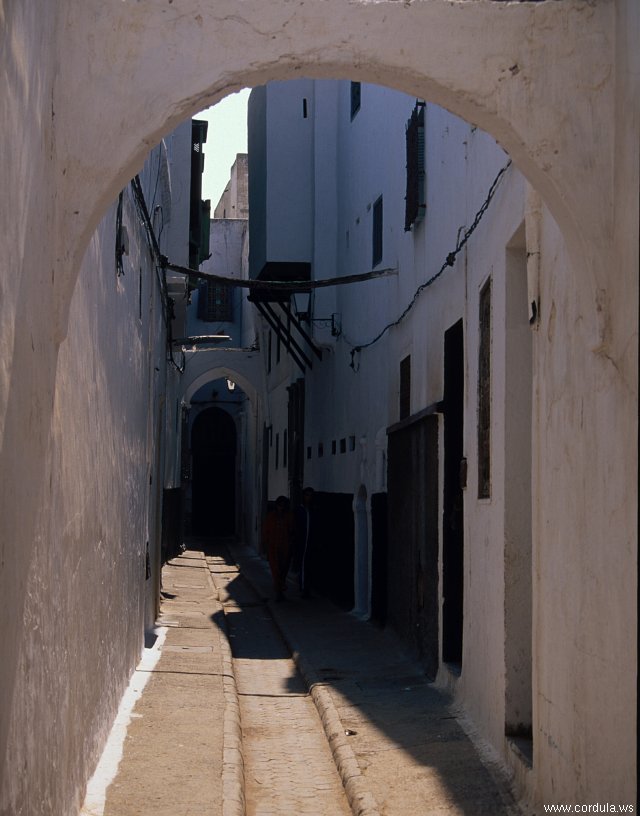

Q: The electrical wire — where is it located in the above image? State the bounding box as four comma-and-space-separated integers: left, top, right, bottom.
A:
347, 158, 512, 371
130, 174, 185, 372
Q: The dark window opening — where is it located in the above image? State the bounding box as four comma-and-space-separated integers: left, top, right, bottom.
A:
405, 101, 426, 231
302, 98, 308, 119
478, 278, 492, 499
372, 196, 383, 267
283, 429, 288, 468
318, 442, 324, 458
332, 440, 337, 455
307, 446, 312, 460
350, 81, 361, 120
275, 432, 280, 470
340, 438, 346, 454
189, 119, 211, 269
443, 319, 464, 668
349, 435, 356, 452
399, 354, 411, 420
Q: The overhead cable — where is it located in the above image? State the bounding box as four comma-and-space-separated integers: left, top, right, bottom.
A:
347, 159, 512, 371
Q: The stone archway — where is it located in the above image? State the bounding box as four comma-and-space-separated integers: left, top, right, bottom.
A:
48, 0, 620, 342
0, 4, 637, 812
181, 361, 263, 548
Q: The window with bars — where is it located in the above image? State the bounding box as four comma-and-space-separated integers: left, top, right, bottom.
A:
197, 281, 233, 322
477, 278, 492, 499
405, 102, 426, 231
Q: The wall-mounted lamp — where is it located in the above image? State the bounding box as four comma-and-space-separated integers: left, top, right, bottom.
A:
291, 290, 312, 322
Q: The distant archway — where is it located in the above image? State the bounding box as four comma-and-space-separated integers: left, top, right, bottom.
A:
54, 1, 615, 346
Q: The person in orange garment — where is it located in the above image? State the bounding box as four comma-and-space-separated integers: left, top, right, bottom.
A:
262, 495, 295, 601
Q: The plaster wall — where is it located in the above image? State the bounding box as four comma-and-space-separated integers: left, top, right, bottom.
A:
0, 177, 170, 814
0, 0, 637, 811
187, 218, 247, 341
254, 75, 637, 808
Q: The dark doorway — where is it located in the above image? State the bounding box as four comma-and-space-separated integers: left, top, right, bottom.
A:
287, 378, 305, 504
191, 407, 237, 537
309, 492, 354, 610
387, 415, 439, 678
442, 319, 464, 668
370, 492, 389, 626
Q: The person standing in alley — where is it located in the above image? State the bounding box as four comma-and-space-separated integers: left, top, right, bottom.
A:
294, 487, 315, 598
262, 496, 295, 601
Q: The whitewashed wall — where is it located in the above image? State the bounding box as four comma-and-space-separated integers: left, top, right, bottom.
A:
254, 76, 638, 809
0, 2, 636, 813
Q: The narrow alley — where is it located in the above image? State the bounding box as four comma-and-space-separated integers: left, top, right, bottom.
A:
86, 546, 521, 816
2, 6, 637, 815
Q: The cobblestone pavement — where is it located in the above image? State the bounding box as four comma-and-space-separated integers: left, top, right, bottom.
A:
208, 553, 352, 816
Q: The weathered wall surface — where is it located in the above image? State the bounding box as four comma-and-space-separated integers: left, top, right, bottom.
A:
0, 0, 637, 812
255, 74, 638, 809
0, 193, 168, 813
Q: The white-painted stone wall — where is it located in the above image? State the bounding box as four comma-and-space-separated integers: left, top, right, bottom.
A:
0, 135, 188, 812
251, 76, 638, 809
0, 1, 637, 812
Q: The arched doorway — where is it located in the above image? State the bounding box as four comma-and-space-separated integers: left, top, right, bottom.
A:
191, 407, 237, 537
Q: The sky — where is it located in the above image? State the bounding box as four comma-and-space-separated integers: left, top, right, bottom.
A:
195, 88, 250, 208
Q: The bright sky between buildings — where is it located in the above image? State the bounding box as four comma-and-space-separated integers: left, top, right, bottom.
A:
195, 88, 250, 210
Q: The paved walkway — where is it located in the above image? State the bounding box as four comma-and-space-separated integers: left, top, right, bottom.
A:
82, 551, 231, 816
208, 551, 351, 816
82, 543, 523, 816
222, 539, 522, 816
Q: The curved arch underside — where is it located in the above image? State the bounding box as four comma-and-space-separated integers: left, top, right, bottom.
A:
54, 0, 615, 337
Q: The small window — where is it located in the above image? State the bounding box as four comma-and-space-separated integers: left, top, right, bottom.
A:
349, 435, 356, 452
400, 355, 411, 420
405, 101, 426, 231
283, 429, 288, 468
478, 279, 492, 499
302, 98, 308, 119
275, 433, 280, 470
332, 440, 337, 455
307, 446, 312, 460
350, 82, 361, 119
197, 281, 233, 322
372, 196, 383, 267
318, 442, 324, 458
340, 438, 347, 454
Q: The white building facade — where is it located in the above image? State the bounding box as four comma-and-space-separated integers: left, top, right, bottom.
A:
248, 78, 635, 809
0, 2, 636, 813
